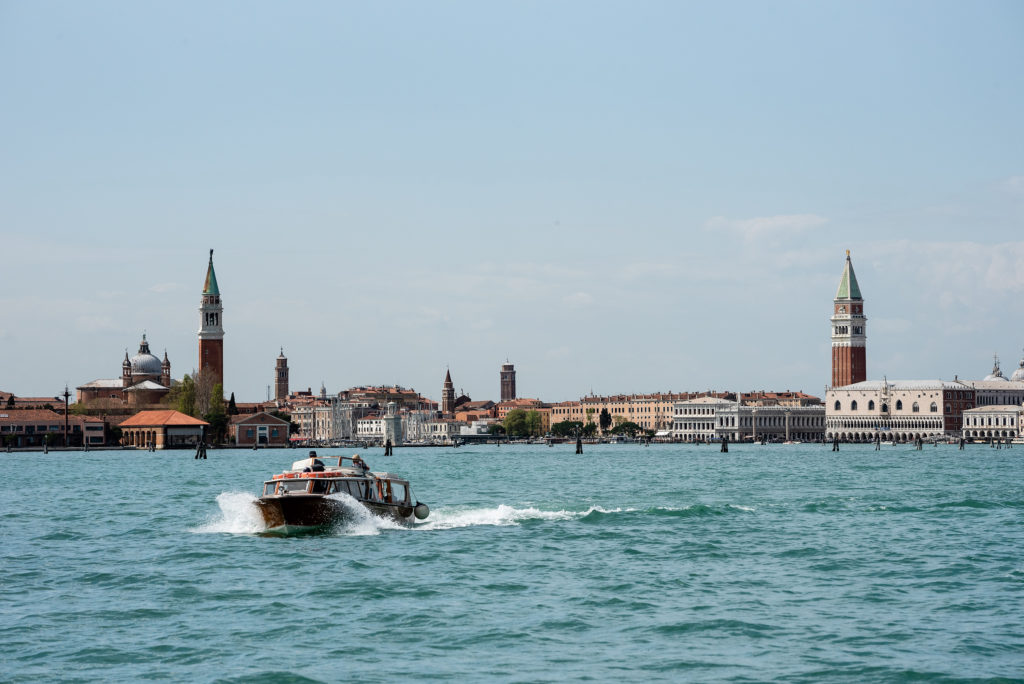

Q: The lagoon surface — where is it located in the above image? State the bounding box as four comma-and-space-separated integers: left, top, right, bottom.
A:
2, 443, 1023, 683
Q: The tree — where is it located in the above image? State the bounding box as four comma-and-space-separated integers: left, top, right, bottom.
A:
599, 408, 612, 433
503, 409, 529, 437
5, 395, 15, 410
585, 408, 596, 427
107, 426, 123, 445
227, 392, 238, 415
524, 410, 543, 437
167, 375, 197, 417
193, 369, 218, 417
581, 423, 598, 438
487, 423, 506, 435
203, 383, 228, 444
551, 420, 583, 438
610, 421, 644, 438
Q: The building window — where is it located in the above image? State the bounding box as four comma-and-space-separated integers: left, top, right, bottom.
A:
912, 402, 920, 413
834, 401, 840, 411
868, 400, 875, 411
931, 403, 938, 413
851, 401, 858, 411
896, 400, 903, 411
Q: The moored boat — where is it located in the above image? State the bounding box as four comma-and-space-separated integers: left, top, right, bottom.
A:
256, 453, 429, 533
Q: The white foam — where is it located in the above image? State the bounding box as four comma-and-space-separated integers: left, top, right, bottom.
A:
417, 504, 628, 530
325, 492, 404, 536
192, 491, 267, 534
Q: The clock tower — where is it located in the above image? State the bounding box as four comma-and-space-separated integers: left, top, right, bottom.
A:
831, 251, 866, 387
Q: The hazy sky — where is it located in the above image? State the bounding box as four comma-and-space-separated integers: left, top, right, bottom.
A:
2, 1, 1023, 403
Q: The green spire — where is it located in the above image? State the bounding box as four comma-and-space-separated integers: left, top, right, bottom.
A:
835, 250, 862, 300
203, 249, 220, 295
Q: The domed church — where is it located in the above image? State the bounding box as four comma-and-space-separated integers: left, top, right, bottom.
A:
77, 334, 172, 408
1011, 352, 1024, 383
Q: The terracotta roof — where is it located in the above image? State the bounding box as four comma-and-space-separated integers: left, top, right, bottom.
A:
119, 410, 209, 427
229, 412, 290, 425
0, 409, 64, 422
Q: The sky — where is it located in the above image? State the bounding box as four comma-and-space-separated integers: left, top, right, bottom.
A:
1, 1, 1023, 403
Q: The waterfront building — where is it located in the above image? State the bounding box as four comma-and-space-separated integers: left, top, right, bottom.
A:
119, 409, 208, 449
740, 391, 821, 407
423, 418, 463, 444
228, 412, 290, 446
673, 396, 737, 442
552, 392, 729, 434
337, 386, 435, 411
355, 413, 384, 441
831, 251, 867, 388
715, 404, 825, 442
965, 355, 1024, 407
198, 249, 224, 390
292, 398, 353, 442
402, 409, 437, 443
825, 380, 975, 441
673, 392, 825, 442
961, 405, 1022, 440
500, 363, 516, 402
274, 349, 289, 405
77, 334, 172, 408
0, 409, 106, 448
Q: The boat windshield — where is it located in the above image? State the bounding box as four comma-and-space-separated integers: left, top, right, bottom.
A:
387, 481, 409, 504
329, 480, 364, 497
278, 480, 309, 494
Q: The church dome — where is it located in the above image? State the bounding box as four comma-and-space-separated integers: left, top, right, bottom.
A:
1012, 356, 1024, 383
129, 334, 163, 375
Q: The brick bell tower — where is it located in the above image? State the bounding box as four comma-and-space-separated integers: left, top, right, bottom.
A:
831, 250, 866, 388
198, 249, 224, 390
441, 369, 455, 415
274, 348, 289, 405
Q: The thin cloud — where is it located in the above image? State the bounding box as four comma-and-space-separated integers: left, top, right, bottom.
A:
1000, 176, 1024, 195
562, 291, 594, 306
149, 282, 182, 294
705, 214, 828, 241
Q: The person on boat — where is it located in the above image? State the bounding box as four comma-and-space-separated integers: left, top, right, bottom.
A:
352, 454, 369, 472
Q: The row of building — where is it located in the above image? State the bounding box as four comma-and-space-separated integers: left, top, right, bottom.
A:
5, 249, 1024, 449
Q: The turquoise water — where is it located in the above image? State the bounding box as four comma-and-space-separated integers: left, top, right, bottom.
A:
2, 443, 1023, 683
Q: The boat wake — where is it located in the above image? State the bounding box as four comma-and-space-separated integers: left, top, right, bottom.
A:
193, 496, 755, 536
324, 492, 405, 536
191, 491, 267, 534
417, 503, 756, 530
418, 504, 625, 530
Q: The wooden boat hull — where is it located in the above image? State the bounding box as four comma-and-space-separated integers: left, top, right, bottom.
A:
256, 494, 416, 531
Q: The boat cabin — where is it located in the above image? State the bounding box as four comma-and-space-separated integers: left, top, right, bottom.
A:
262, 454, 414, 506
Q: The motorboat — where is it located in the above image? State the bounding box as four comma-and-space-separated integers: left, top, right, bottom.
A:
256, 453, 429, 533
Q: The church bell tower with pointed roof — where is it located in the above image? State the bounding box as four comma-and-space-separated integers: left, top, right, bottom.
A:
831, 250, 866, 388
198, 249, 225, 391
442, 369, 455, 415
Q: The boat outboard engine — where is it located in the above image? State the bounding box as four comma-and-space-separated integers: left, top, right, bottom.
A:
414, 501, 430, 520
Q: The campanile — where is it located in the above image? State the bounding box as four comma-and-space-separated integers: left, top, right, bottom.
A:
198, 249, 224, 390
831, 250, 866, 387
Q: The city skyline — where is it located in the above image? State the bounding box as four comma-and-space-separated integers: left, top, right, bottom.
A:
2, 2, 1023, 402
